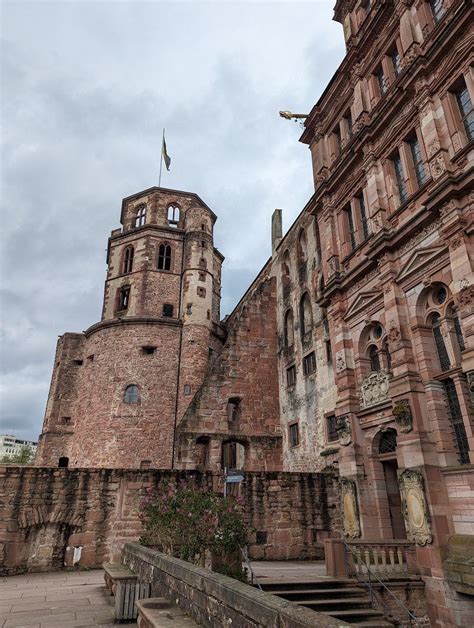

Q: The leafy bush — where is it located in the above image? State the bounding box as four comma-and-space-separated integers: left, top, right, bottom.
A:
139, 481, 249, 568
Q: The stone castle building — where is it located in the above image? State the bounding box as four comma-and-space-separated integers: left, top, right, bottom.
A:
32, 0, 473, 624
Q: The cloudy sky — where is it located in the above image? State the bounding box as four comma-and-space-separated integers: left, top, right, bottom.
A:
1, 0, 344, 442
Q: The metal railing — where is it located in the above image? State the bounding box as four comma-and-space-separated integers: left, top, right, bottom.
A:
240, 546, 262, 590
342, 539, 421, 627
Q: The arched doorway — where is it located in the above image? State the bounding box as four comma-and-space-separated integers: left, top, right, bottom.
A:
375, 429, 406, 539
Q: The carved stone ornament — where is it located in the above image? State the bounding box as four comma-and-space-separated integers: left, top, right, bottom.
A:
388, 325, 402, 348
341, 478, 361, 539
399, 469, 433, 546
359, 371, 390, 409
336, 415, 352, 446
466, 371, 474, 398
454, 283, 474, 309
393, 399, 413, 433
335, 351, 347, 373
430, 154, 446, 179
371, 213, 383, 233
427, 139, 441, 158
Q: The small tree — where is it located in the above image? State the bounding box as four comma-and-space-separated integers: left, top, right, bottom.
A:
139, 481, 249, 573
0, 445, 35, 465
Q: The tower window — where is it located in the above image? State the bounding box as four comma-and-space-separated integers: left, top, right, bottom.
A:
157, 243, 172, 271
289, 423, 299, 447
73, 359, 83, 366
58, 457, 69, 468
141, 346, 156, 355
162, 303, 174, 317
134, 204, 146, 228
197, 287, 206, 298
122, 246, 134, 274
167, 204, 180, 227
184, 384, 191, 396
186, 303, 192, 315
227, 397, 241, 427
124, 384, 140, 404
61, 417, 72, 425
117, 286, 130, 311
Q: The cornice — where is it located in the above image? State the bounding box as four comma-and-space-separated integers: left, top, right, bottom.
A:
84, 316, 182, 338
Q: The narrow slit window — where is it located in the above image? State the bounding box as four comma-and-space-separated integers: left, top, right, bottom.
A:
122, 246, 134, 274
289, 423, 299, 447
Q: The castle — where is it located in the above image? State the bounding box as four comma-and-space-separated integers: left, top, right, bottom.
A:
29, 0, 474, 624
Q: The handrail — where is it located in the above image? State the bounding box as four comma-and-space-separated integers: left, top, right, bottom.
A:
240, 546, 263, 590
342, 539, 420, 627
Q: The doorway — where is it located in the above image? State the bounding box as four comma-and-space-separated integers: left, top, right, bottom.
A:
377, 429, 406, 539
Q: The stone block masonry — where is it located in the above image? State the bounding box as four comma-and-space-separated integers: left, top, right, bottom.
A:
0, 466, 341, 575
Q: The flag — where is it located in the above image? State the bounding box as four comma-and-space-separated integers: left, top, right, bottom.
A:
162, 134, 171, 171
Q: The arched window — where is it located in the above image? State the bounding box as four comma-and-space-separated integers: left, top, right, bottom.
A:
300, 293, 313, 337
431, 313, 450, 371
378, 429, 397, 455
368, 345, 381, 372
297, 229, 307, 263
157, 243, 172, 271
284, 309, 294, 348
123, 384, 140, 404
122, 246, 134, 274
167, 204, 180, 227
134, 204, 146, 228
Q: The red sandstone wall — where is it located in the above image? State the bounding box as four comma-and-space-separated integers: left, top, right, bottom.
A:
176, 272, 283, 471
0, 466, 340, 575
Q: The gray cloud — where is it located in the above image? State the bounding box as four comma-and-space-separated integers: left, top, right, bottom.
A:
0, 0, 344, 441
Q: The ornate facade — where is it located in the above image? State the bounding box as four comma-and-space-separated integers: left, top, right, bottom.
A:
34, 0, 473, 624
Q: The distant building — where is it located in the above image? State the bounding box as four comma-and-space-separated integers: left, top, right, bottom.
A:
0, 435, 37, 460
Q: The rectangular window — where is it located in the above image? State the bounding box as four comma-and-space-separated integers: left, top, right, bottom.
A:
227, 397, 241, 426
73, 359, 83, 366
118, 286, 130, 311
442, 378, 469, 464
429, 0, 445, 23
162, 303, 174, 317
375, 67, 388, 96
390, 47, 401, 76
184, 384, 191, 396
141, 346, 156, 355
326, 415, 338, 443
345, 111, 353, 138
408, 136, 428, 187
357, 193, 369, 240
454, 81, 474, 141
303, 351, 316, 376
197, 287, 206, 298
289, 423, 299, 447
344, 205, 357, 250
286, 365, 296, 387
392, 151, 408, 204
325, 340, 332, 363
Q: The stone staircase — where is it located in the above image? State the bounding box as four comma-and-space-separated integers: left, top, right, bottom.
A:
259, 579, 394, 627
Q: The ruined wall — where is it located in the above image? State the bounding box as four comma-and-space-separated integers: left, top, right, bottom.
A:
0, 466, 340, 575
176, 270, 283, 472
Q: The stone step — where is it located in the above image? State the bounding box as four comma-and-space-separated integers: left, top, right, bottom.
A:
267, 586, 367, 598
348, 621, 395, 627
322, 608, 387, 620
260, 579, 354, 591
298, 597, 373, 608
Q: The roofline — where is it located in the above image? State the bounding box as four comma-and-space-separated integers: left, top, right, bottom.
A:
120, 186, 218, 224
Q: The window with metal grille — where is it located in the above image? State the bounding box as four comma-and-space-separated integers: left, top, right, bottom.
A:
124, 384, 139, 404
375, 67, 388, 95
408, 137, 428, 187
442, 378, 469, 464
157, 243, 172, 271
344, 205, 356, 250
392, 152, 408, 203
122, 246, 134, 274
378, 429, 397, 454
390, 48, 401, 76
453, 316, 465, 352
368, 345, 381, 372
431, 314, 450, 371
454, 81, 474, 141
429, 0, 445, 23
327, 415, 338, 443
286, 365, 296, 387
358, 193, 369, 240
303, 352, 316, 376
289, 423, 299, 447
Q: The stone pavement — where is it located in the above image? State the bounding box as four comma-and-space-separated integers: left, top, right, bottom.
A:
0, 570, 137, 628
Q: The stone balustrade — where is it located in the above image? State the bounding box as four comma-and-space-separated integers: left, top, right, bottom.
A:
345, 540, 417, 579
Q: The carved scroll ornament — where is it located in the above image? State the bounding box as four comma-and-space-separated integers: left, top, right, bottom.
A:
399, 469, 432, 546
393, 399, 413, 433
341, 478, 361, 539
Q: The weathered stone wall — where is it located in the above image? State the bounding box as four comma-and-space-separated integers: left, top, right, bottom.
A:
176, 270, 283, 472
123, 543, 347, 628
0, 466, 341, 576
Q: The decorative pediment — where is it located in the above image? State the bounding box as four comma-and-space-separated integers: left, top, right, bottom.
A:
397, 245, 446, 282
345, 291, 381, 319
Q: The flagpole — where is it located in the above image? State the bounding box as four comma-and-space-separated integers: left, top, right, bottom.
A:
159, 128, 164, 187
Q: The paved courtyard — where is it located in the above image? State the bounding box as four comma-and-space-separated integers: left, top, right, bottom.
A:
0, 570, 136, 628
